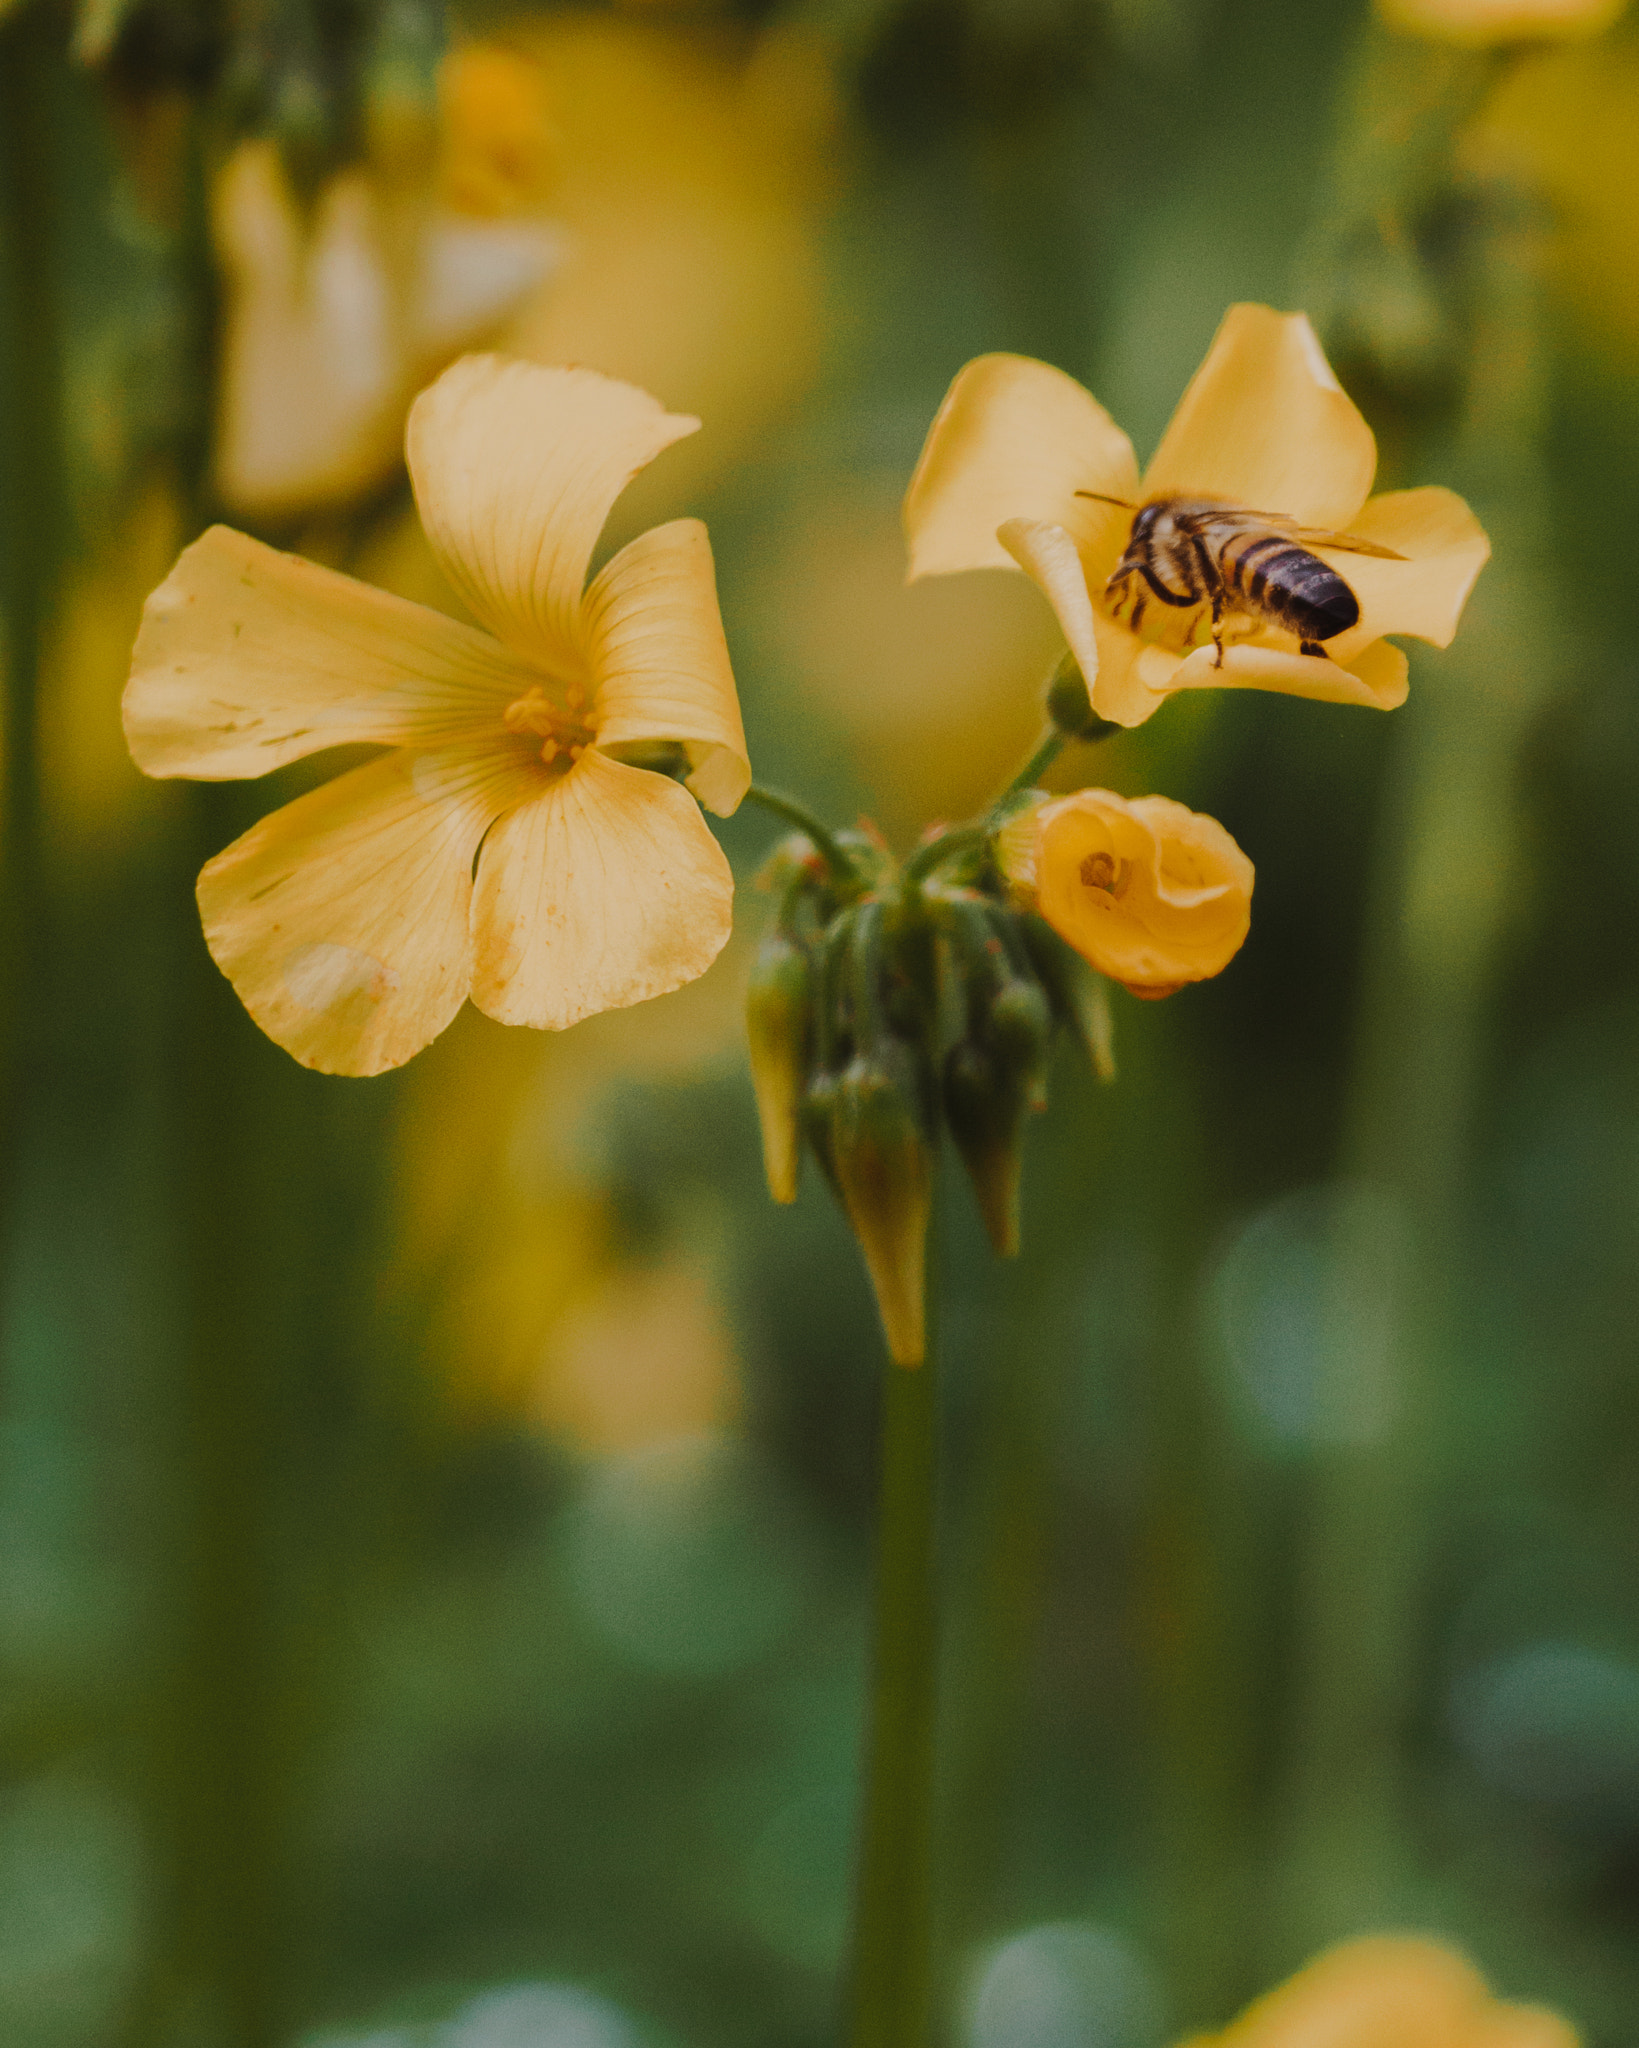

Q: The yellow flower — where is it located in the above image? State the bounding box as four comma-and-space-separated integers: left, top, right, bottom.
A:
439, 44, 559, 218
904, 304, 1490, 728
1379, 0, 1629, 43
997, 789, 1253, 997
1182, 1935, 1579, 2048
124, 355, 750, 1077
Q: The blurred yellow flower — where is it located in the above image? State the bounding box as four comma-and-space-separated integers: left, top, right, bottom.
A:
213, 105, 558, 517
439, 43, 559, 217
125, 355, 749, 1076
904, 304, 1489, 728
1379, 0, 1629, 42
1182, 1935, 1579, 2048
997, 788, 1253, 996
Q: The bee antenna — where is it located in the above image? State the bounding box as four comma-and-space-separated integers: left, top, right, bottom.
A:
1074, 491, 1136, 508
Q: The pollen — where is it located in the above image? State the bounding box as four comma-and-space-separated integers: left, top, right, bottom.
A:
1079, 851, 1130, 897
502, 684, 593, 768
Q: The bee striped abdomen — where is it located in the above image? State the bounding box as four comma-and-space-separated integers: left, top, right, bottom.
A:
1224, 532, 1359, 643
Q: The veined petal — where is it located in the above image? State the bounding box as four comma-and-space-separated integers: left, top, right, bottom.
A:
581, 517, 750, 816
406, 354, 699, 675
126, 525, 535, 779
1166, 635, 1409, 709
1321, 486, 1490, 655
470, 748, 733, 1031
905, 353, 1138, 581
997, 518, 1104, 699
198, 742, 540, 1075
1142, 305, 1377, 530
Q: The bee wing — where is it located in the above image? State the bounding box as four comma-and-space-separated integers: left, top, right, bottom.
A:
1171, 504, 1407, 561
1275, 521, 1407, 561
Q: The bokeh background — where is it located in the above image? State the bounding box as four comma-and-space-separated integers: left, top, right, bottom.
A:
2, 0, 1638, 2044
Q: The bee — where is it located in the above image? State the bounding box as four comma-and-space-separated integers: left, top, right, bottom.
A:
1076, 493, 1405, 667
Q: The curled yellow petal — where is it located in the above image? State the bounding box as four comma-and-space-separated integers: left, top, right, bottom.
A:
406, 354, 699, 675
125, 525, 532, 779
1011, 788, 1253, 995
904, 352, 1137, 581
1165, 635, 1410, 710
1142, 304, 1377, 530
470, 748, 733, 1031
197, 743, 538, 1077
996, 517, 1104, 703
581, 517, 750, 816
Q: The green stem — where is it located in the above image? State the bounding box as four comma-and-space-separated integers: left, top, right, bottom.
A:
0, 2, 65, 1339
847, 1236, 942, 2048
998, 726, 1068, 803
743, 783, 861, 883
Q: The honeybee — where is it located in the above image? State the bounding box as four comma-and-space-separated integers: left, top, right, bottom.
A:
1077, 493, 1405, 667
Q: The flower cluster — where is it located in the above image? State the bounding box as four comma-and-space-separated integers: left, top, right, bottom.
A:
125, 302, 1488, 1364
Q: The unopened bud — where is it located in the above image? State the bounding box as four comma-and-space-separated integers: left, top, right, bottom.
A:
943, 1039, 1025, 1258
986, 977, 1052, 1107
830, 1043, 934, 1367
746, 931, 812, 1205
1045, 653, 1120, 742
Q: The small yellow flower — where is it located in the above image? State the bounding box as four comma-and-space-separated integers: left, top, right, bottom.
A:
904, 304, 1490, 728
125, 355, 750, 1077
997, 789, 1253, 997
1183, 1935, 1579, 2048
1379, 0, 1629, 43
439, 44, 559, 218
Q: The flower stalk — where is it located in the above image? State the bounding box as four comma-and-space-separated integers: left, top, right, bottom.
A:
847, 1252, 942, 2048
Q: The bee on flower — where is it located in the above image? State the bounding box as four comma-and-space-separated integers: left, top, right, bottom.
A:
903, 302, 1490, 729
125, 355, 750, 1076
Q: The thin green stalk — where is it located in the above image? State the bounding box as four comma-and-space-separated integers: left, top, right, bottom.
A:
743, 783, 862, 883
997, 726, 1068, 804
847, 1229, 942, 2048
0, 3, 66, 1356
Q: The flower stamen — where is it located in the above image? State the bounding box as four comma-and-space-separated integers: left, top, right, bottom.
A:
502, 683, 594, 768
1079, 850, 1130, 898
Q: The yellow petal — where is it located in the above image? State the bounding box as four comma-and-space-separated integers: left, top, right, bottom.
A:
197, 743, 538, 1076
126, 525, 534, 780
1089, 611, 1173, 728
1321, 486, 1490, 655
996, 517, 1104, 699
470, 748, 732, 1030
580, 517, 751, 816
1165, 634, 1409, 710
905, 353, 1138, 580
1206, 1936, 1572, 2048
406, 354, 699, 675
1142, 304, 1376, 530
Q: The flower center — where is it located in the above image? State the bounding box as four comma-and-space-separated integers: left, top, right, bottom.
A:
1079, 850, 1131, 899
501, 683, 595, 767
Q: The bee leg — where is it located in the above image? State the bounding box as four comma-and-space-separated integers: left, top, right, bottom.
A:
1299, 639, 1329, 660
1211, 592, 1226, 669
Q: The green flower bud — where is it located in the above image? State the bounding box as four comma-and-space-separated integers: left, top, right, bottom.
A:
1045, 652, 1121, 742
746, 931, 813, 1206
986, 977, 1053, 1108
943, 1039, 1026, 1258
830, 1041, 934, 1367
